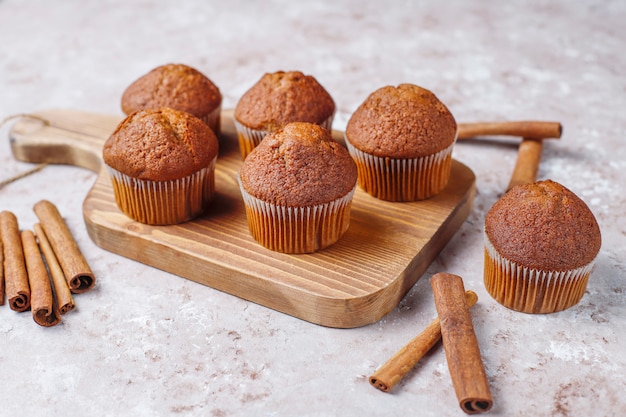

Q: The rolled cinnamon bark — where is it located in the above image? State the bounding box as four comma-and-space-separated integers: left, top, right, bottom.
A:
33, 200, 95, 293
34, 223, 75, 314
0, 236, 4, 305
21, 230, 62, 327
457, 121, 562, 140
431, 273, 493, 414
0, 210, 30, 311
369, 290, 478, 393
507, 137, 542, 191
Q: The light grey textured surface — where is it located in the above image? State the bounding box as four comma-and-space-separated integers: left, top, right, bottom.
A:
1, 1, 624, 416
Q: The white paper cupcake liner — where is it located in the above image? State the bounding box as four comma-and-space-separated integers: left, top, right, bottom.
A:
106, 157, 216, 225
344, 136, 455, 201
483, 233, 596, 313
238, 181, 356, 253
233, 114, 334, 160
201, 104, 222, 136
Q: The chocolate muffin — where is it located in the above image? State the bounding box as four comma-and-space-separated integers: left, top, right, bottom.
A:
239, 122, 357, 253
121, 63, 222, 135
233, 70, 335, 159
345, 83, 457, 201
103, 107, 219, 225
484, 180, 601, 313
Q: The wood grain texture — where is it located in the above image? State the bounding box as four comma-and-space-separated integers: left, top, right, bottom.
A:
9, 109, 476, 328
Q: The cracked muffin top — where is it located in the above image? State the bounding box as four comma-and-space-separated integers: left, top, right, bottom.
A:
239, 122, 356, 207
234, 71, 335, 132
103, 107, 219, 181
121, 63, 222, 119
345, 84, 457, 158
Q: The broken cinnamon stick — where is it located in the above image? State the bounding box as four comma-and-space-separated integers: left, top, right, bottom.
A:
0, 210, 30, 311
21, 230, 62, 327
431, 273, 493, 414
33, 200, 95, 293
369, 290, 478, 393
34, 223, 75, 314
457, 121, 562, 140
507, 137, 542, 191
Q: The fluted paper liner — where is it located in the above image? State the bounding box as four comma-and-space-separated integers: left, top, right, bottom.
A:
201, 104, 222, 136
233, 115, 334, 160
344, 137, 455, 201
107, 157, 216, 225
239, 182, 356, 254
483, 233, 595, 314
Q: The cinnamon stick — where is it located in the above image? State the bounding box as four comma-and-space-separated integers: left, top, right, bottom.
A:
34, 223, 75, 314
369, 290, 478, 393
0, 210, 30, 311
457, 121, 562, 140
507, 137, 542, 191
0, 235, 5, 305
33, 200, 95, 293
21, 230, 62, 327
431, 273, 493, 414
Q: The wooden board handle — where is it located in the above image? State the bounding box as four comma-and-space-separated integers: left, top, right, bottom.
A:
8, 109, 122, 173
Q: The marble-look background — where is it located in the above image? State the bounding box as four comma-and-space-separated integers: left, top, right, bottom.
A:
1, 1, 624, 416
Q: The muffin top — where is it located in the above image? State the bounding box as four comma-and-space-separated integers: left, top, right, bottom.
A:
239, 122, 357, 207
103, 107, 219, 181
234, 71, 335, 131
121, 63, 222, 118
485, 180, 601, 271
345, 84, 457, 159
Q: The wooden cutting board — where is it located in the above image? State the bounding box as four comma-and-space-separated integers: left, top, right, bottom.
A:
9, 109, 475, 328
